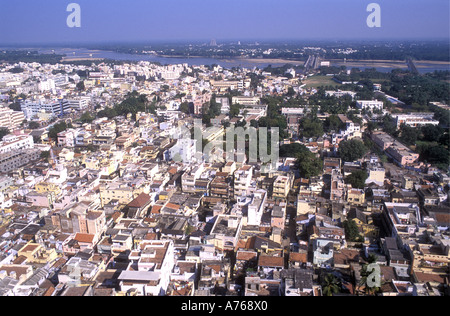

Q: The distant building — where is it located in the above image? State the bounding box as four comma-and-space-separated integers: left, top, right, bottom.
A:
232, 96, 260, 106
392, 113, 439, 128
211, 80, 243, 93
356, 100, 383, 112
326, 90, 357, 99
65, 97, 91, 111
385, 142, 419, 167
234, 165, 254, 197
216, 97, 230, 114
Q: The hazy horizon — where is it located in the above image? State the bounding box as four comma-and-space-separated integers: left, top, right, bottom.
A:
2, 38, 450, 49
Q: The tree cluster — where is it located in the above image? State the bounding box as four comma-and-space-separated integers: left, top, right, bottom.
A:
338, 139, 368, 162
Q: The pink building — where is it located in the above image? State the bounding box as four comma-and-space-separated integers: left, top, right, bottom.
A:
26, 192, 52, 207
271, 205, 286, 230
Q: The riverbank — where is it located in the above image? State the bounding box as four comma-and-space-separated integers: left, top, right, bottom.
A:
61, 57, 104, 62
37, 47, 450, 72
157, 55, 305, 65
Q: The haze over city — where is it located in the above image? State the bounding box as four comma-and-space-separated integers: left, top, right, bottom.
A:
0, 0, 448, 302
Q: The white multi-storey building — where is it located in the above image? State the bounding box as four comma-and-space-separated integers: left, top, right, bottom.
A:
0, 107, 25, 131
182, 164, 205, 193
0, 134, 34, 154
21, 99, 71, 119
57, 129, 78, 148
234, 165, 254, 197
38, 79, 56, 94
65, 97, 91, 110
392, 113, 440, 128
232, 96, 260, 106
217, 97, 230, 114
356, 100, 384, 112
326, 90, 357, 99
118, 240, 175, 296
167, 138, 198, 163
332, 114, 361, 145
247, 189, 267, 226
0, 149, 40, 174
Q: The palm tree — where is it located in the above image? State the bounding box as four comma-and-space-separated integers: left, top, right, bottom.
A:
359, 254, 381, 295
322, 273, 341, 296
366, 254, 378, 265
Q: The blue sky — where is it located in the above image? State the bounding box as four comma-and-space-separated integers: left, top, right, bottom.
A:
0, 0, 449, 44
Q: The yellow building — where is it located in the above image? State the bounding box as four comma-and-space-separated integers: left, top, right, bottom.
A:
347, 188, 365, 206
158, 191, 171, 201
85, 156, 100, 170
18, 242, 58, 265
367, 167, 385, 185
100, 183, 134, 207
115, 134, 134, 150
412, 243, 450, 275
348, 209, 379, 239
35, 182, 62, 196
123, 150, 141, 164
59, 149, 75, 162
297, 199, 316, 216
99, 159, 118, 176
85, 156, 118, 175
139, 146, 159, 160
272, 174, 293, 199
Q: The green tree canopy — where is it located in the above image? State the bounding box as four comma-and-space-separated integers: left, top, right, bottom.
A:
300, 117, 324, 138
97, 107, 118, 119
179, 102, 192, 115
421, 124, 443, 143
382, 114, 397, 136
343, 219, 364, 242
294, 150, 323, 179
399, 124, 420, 146
280, 143, 309, 158
421, 145, 450, 168
322, 274, 341, 297
48, 122, 68, 142
28, 121, 40, 130
324, 115, 345, 133
338, 139, 368, 162
80, 112, 95, 124
345, 170, 369, 189
8, 102, 22, 112
76, 81, 85, 91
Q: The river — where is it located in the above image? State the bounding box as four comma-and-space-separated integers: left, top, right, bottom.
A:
33, 48, 450, 73
38, 48, 288, 69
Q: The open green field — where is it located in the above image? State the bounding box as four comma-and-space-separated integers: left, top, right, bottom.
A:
302, 75, 343, 88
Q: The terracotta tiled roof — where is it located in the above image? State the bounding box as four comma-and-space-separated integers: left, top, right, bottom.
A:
128, 193, 151, 208
414, 272, 447, 284
258, 255, 284, 267
151, 205, 163, 214
289, 252, 308, 263
165, 203, 180, 210
236, 250, 258, 261
74, 233, 95, 244
168, 167, 178, 175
